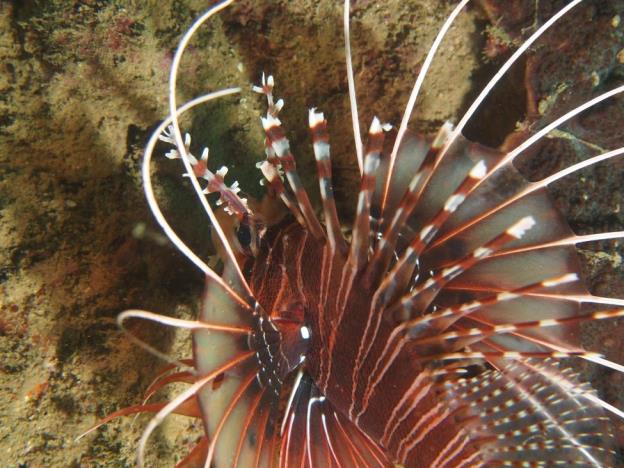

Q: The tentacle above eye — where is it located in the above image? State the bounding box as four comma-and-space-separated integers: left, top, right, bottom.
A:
164, 0, 255, 303
309, 108, 347, 257
142, 88, 252, 309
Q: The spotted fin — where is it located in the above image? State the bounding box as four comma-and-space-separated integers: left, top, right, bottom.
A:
446, 358, 616, 466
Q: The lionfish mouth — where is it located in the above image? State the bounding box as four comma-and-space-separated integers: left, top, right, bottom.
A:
88, 0, 624, 466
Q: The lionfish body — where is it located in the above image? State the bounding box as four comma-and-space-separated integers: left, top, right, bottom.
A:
196, 123, 614, 466
95, 0, 624, 466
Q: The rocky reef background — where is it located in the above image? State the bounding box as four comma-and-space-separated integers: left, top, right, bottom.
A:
1, 0, 622, 465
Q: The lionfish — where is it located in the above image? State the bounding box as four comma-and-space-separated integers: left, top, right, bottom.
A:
89, 0, 624, 466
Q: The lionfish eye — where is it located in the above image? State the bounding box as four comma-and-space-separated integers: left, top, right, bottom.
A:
235, 222, 252, 247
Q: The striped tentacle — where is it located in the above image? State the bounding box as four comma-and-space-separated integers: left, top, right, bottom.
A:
308, 109, 352, 395
403, 149, 617, 366
388, 87, 624, 324
260, 107, 325, 241
309, 108, 347, 256
404, 272, 580, 340
416, 71, 624, 312
414, 203, 624, 440
453, 293, 624, 380
373, 0, 622, 358
164, 0, 258, 306
356, 273, 581, 424
373, 158, 488, 307
442, 222, 624, 361
413, 146, 624, 362
368, 122, 454, 280
159, 126, 264, 260
427, 145, 624, 256
348, 117, 388, 272
202, 165, 250, 220
158, 128, 253, 221
251, 73, 284, 118
261, 113, 325, 241
426, 349, 604, 364
254, 74, 308, 229
259, 159, 307, 227
347, 129, 482, 421
324, 118, 389, 397
410, 307, 624, 353
353, 215, 537, 421
383, 215, 536, 352
143, 88, 255, 308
